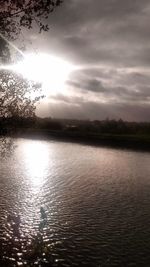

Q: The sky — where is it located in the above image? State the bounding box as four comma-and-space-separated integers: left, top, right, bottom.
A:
30, 0, 150, 121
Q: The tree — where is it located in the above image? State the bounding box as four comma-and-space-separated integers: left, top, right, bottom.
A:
0, 0, 63, 39
0, 70, 44, 157
0, 0, 64, 156
0, 70, 44, 118
0, 38, 11, 63
0, 0, 64, 118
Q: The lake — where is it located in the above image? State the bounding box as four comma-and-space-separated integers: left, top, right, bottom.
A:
0, 138, 150, 266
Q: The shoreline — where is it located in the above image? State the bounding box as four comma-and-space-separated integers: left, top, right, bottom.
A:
1, 128, 150, 152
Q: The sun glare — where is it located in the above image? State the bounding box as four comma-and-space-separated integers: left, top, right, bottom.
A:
12, 53, 74, 96
22, 141, 50, 189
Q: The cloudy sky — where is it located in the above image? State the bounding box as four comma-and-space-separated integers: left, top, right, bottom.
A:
31, 0, 150, 121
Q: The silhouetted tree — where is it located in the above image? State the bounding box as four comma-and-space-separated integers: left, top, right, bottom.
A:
0, 38, 11, 63
0, 0, 64, 155
0, 70, 44, 118
0, 70, 44, 157
0, 0, 63, 40
0, 0, 64, 115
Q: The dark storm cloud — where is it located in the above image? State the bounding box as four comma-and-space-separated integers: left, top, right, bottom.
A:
67, 79, 105, 93
67, 68, 150, 102
50, 0, 149, 27
35, 0, 150, 121
44, 0, 150, 67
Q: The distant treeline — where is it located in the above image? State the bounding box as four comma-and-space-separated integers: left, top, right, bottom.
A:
1, 116, 150, 136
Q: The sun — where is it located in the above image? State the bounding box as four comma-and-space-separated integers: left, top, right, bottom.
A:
12, 53, 74, 96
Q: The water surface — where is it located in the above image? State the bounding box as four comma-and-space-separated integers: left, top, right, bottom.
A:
0, 138, 150, 266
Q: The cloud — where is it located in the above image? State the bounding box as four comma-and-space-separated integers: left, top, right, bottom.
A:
34, 0, 150, 121
67, 67, 150, 102
67, 78, 105, 93
37, 100, 150, 122
42, 0, 150, 67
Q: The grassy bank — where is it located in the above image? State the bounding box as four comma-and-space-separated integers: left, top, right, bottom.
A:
2, 128, 150, 152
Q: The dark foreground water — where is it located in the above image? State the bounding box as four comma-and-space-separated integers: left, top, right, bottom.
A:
0, 138, 150, 266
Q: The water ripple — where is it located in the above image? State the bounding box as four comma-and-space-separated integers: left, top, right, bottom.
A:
0, 138, 150, 266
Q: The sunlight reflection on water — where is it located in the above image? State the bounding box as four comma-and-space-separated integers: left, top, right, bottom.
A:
1, 138, 150, 266
21, 140, 51, 190
15, 140, 55, 241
